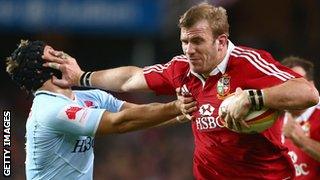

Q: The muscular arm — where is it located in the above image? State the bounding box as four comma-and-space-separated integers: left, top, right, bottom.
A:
91, 67, 151, 92
95, 101, 182, 136
263, 78, 319, 110
119, 102, 190, 128
42, 49, 151, 92
224, 78, 319, 124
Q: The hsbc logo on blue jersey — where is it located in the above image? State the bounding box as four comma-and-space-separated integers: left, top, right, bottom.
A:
72, 136, 94, 153
196, 104, 224, 131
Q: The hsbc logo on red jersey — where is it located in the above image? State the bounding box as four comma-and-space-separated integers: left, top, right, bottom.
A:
288, 151, 310, 177
65, 107, 83, 120
196, 104, 224, 131
199, 104, 215, 116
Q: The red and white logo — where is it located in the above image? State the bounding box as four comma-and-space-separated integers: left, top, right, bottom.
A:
65, 107, 83, 120
84, 100, 94, 107
196, 104, 223, 131
199, 104, 215, 116
57, 104, 91, 126
288, 151, 310, 176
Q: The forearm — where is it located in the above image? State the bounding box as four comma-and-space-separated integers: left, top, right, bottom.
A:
115, 102, 182, 133
290, 134, 320, 162
152, 115, 190, 128
91, 66, 150, 92
263, 78, 319, 110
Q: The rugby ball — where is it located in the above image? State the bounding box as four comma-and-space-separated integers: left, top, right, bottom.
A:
218, 94, 279, 133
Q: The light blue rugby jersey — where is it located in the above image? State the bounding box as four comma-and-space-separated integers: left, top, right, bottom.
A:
25, 89, 124, 180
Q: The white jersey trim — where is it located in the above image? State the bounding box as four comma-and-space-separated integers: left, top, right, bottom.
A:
143, 55, 188, 74
231, 47, 294, 81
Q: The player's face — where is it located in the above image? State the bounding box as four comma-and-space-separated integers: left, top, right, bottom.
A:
180, 20, 219, 75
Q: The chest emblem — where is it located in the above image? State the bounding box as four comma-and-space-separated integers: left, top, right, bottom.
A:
199, 104, 215, 117
217, 74, 231, 99
65, 107, 83, 120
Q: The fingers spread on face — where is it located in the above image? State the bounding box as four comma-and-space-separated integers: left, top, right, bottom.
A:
42, 53, 66, 64
51, 76, 70, 88
51, 50, 71, 60
45, 62, 61, 70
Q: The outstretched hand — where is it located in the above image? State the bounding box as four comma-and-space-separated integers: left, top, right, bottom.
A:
42, 46, 84, 87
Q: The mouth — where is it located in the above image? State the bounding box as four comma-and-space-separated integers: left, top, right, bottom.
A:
189, 58, 200, 65
188, 57, 200, 61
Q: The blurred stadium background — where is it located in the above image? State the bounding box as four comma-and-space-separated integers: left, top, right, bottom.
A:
0, 0, 319, 179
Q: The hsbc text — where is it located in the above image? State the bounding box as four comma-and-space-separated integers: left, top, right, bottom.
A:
196, 116, 224, 130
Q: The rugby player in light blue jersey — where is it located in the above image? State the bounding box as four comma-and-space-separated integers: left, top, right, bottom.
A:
5, 40, 196, 180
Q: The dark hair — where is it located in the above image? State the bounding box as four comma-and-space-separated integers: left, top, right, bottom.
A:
5, 40, 61, 94
281, 56, 314, 81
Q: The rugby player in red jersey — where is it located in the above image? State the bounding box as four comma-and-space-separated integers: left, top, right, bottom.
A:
281, 56, 320, 179
43, 2, 319, 179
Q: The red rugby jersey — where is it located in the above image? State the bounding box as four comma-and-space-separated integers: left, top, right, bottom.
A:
282, 103, 320, 180
143, 41, 301, 179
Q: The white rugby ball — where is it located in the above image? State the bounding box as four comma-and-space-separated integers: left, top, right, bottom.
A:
219, 94, 279, 133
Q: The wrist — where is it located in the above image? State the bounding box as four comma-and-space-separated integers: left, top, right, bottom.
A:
79, 71, 92, 87
174, 100, 183, 115
77, 71, 85, 86
176, 115, 185, 123
246, 89, 265, 110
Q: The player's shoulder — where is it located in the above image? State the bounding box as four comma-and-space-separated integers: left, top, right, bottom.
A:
32, 91, 73, 123
73, 89, 107, 97
231, 45, 274, 60
34, 91, 70, 106
143, 54, 189, 75
171, 54, 189, 62
73, 89, 115, 105
169, 55, 189, 67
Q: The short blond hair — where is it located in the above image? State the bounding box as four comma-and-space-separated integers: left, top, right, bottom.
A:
178, 2, 229, 38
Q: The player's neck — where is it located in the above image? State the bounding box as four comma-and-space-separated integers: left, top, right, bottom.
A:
39, 80, 75, 100
202, 43, 228, 77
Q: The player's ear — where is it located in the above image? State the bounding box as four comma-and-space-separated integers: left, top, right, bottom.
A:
216, 34, 228, 51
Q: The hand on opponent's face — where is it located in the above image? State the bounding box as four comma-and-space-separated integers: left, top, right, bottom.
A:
42, 47, 84, 88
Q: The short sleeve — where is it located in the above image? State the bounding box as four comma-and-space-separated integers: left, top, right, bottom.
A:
94, 90, 124, 112
143, 56, 189, 95
74, 89, 124, 112
45, 103, 105, 137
